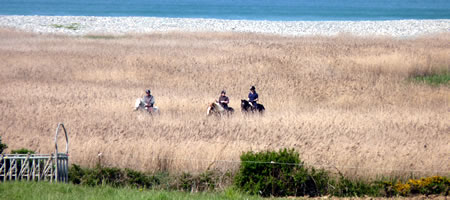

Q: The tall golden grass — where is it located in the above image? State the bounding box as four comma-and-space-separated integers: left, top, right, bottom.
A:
0, 29, 448, 177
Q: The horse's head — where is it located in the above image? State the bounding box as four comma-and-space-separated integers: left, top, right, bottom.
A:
207, 102, 215, 116
241, 99, 250, 109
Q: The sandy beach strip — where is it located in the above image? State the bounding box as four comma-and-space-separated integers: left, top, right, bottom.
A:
0, 15, 449, 37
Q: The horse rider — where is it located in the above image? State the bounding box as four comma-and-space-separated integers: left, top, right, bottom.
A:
248, 86, 259, 109
143, 89, 155, 111
218, 90, 231, 111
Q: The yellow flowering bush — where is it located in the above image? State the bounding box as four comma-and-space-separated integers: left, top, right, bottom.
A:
384, 176, 449, 196
393, 182, 411, 196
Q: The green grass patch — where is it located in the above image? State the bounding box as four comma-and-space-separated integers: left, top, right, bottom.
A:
51, 23, 80, 30
84, 35, 122, 40
10, 148, 35, 154
411, 72, 450, 86
0, 181, 268, 200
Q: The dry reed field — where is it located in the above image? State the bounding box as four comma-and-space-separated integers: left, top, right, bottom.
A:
0, 29, 449, 177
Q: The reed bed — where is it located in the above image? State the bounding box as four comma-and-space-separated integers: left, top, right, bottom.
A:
0, 29, 448, 177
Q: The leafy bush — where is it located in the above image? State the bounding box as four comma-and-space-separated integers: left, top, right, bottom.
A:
68, 164, 84, 184
0, 137, 7, 154
97, 167, 125, 187
293, 167, 333, 196
69, 164, 161, 189
176, 171, 219, 192
383, 176, 450, 196
178, 172, 194, 191
68, 164, 222, 192
410, 176, 449, 195
198, 170, 219, 191
234, 148, 331, 197
332, 175, 383, 197
11, 148, 35, 154
125, 168, 160, 188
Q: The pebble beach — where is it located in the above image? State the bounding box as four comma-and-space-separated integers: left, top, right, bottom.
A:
1, 15, 449, 37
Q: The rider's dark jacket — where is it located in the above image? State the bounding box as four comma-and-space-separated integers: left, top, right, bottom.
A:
219, 95, 230, 109
248, 92, 258, 102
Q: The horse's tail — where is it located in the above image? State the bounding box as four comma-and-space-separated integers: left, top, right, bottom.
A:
153, 106, 160, 114
228, 107, 235, 113
259, 104, 265, 110
258, 104, 265, 114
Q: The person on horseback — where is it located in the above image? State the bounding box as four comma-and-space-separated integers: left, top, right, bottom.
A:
248, 86, 259, 109
218, 90, 231, 111
143, 89, 155, 111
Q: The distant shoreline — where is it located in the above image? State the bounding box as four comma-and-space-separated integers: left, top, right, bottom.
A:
1, 15, 449, 37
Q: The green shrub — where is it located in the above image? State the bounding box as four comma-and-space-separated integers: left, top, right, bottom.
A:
234, 148, 331, 197
384, 176, 450, 196
11, 148, 35, 154
197, 170, 218, 191
178, 172, 194, 191
0, 137, 7, 154
68, 164, 84, 184
68, 164, 161, 189
125, 168, 159, 188
68, 164, 126, 187
176, 171, 218, 192
332, 175, 383, 197
97, 167, 125, 187
293, 167, 333, 196
152, 171, 172, 190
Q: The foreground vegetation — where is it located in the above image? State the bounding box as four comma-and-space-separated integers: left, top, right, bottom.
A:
0, 144, 448, 198
0, 181, 265, 200
65, 149, 449, 198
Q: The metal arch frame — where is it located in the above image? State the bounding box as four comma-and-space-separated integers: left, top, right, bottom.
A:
54, 123, 69, 154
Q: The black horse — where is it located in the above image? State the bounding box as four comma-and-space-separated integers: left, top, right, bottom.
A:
241, 99, 265, 113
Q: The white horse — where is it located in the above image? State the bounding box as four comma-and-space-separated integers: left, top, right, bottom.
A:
206, 101, 233, 116
134, 98, 160, 115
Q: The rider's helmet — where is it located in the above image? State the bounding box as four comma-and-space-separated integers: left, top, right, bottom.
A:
146, 89, 151, 94
250, 86, 255, 91
221, 90, 226, 94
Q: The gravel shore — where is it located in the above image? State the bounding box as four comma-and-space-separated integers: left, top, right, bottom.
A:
0, 15, 449, 37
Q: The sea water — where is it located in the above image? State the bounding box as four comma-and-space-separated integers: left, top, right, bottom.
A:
0, 0, 449, 21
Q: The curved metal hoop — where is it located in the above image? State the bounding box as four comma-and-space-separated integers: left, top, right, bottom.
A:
54, 123, 69, 154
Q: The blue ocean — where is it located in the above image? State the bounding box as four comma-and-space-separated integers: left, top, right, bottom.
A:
0, 0, 449, 21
